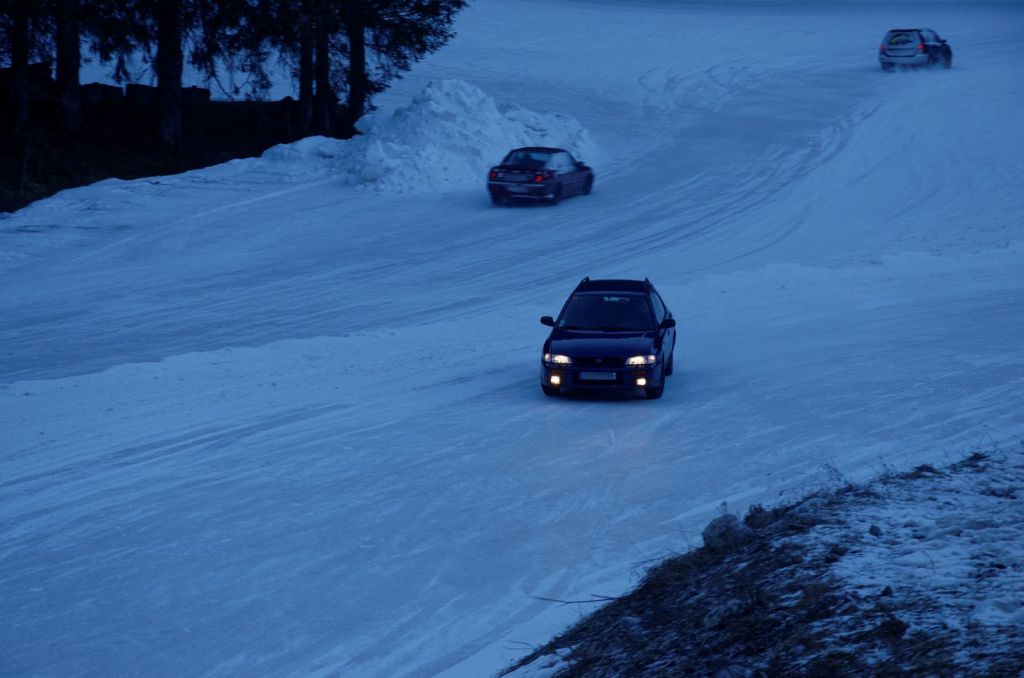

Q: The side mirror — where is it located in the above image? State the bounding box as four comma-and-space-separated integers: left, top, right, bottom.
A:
660, 317, 676, 329
575, 161, 586, 169
540, 316, 555, 327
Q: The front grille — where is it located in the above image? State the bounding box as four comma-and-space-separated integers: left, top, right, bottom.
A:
574, 356, 625, 367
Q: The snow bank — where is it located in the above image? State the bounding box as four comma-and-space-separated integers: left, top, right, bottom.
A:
504, 448, 1024, 676
261, 79, 598, 193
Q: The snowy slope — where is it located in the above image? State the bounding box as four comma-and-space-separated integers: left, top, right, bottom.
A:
2, 1, 1023, 676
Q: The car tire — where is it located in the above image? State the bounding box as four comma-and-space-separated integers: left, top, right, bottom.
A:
541, 384, 560, 396
644, 380, 664, 399
881, 62, 894, 72
943, 52, 952, 69
582, 176, 593, 195
548, 184, 562, 206
664, 353, 674, 376
490, 193, 504, 206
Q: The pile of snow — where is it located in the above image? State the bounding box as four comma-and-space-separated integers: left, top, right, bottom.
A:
2, 79, 588, 234
261, 79, 597, 193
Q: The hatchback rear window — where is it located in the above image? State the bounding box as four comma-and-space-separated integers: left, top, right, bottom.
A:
885, 31, 918, 46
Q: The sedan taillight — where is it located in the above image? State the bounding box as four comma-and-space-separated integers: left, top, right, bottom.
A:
533, 173, 545, 183
489, 170, 498, 180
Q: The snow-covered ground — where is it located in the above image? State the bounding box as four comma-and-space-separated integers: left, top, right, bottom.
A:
2, 1, 1023, 676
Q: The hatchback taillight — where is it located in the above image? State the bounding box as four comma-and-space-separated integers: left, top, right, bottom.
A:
917, 43, 926, 51
533, 173, 545, 183
489, 170, 498, 179
879, 44, 886, 54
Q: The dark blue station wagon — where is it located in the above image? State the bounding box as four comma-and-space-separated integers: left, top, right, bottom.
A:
540, 278, 677, 399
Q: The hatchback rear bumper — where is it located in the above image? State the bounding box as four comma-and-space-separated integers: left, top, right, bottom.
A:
879, 53, 929, 67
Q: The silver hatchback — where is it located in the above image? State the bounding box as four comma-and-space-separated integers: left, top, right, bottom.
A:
879, 28, 953, 71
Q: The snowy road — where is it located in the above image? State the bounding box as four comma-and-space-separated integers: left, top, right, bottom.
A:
2, 1, 1023, 676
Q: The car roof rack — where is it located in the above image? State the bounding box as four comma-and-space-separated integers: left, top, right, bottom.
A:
575, 277, 649, 294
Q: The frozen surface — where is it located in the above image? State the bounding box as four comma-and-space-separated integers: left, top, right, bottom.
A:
2, 1, 1023, 676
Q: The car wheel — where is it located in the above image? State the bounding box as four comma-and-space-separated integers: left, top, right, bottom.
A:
490, 193, 504, 206
664, 353, 674, 376
582, 176, 593, 195
644, 380, 664, 400
881, 62, 894, 72
943, 52, 952, 69
548, 184, 562, 206
541, 384, 560, 396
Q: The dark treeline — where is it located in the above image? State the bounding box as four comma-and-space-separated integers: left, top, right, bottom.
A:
0, 0, 466, 210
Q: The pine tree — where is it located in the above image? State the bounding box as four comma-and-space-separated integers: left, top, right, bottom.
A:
93, 0, 249, 148
1, 0, 34, 134
51, 0, 82, 129
340, 0, 467, 135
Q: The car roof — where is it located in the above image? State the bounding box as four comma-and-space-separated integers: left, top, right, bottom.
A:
887, 28, 923, 32
575, 278, 649, 294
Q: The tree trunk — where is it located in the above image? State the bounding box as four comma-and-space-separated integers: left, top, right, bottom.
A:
10, 0, 30, 134
344, 14, 367, 136
55, 0, 82, 129
155, 0, 183, 148
312, 19, 333, 136
297, 10, 314, 136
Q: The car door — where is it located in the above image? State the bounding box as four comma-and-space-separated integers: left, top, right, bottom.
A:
562, 151, 587, 195
552, 152, 580, 194
883, 30, 918, 59
649, 288, 675, 363
920, 29, 945, 61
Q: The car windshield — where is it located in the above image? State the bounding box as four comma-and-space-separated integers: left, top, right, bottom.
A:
502, 150, 551, 168
558, 294, 654, 331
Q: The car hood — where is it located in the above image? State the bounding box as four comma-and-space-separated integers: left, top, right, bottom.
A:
547, 330, 655, 358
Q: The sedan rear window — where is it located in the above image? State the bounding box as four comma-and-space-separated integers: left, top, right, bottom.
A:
503, 150, 551, 168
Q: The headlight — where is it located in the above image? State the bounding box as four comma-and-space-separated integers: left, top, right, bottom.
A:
543, 353, 572, 365
626, 354, 657, 366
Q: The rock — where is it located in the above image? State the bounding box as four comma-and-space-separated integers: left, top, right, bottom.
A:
869, 524, 883, 537
702, 514, 755, 553
878, 613, 909, 639
703, 598, 747, 629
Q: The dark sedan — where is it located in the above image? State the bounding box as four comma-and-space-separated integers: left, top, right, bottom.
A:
488, 146, 593, 205
539, 278, 676, 399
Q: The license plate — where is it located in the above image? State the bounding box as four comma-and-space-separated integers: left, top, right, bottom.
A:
506, 184, 532, 193
580, 371, 616, 381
